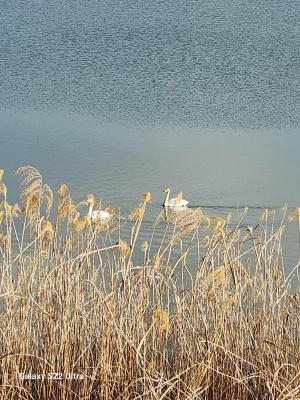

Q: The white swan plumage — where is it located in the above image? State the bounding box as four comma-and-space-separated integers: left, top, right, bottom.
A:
163, 188, 189, 208
87, 197, 112, 221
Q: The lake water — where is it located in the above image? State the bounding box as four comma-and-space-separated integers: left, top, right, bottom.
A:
0, 1, 299, 268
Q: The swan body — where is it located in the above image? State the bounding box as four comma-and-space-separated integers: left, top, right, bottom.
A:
88, 203, 112, 221
163, 188, 189, 208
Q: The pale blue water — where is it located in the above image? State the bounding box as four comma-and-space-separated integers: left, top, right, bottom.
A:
0, 1, 300, 267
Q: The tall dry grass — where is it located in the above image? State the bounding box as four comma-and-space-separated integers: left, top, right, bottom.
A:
0, 166, 300, 399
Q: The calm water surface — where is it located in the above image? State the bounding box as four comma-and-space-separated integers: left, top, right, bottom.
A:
0, 0, 299, 268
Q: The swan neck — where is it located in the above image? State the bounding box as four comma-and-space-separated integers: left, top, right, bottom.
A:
88, 204, 93, 217
164, 191, 170, 206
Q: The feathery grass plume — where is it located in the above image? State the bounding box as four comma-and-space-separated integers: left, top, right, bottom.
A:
117, 239, 130, 258
104, 206, 116, 216
11, 203, 21, 218
210, 216, 226, 236
0, 182, 7, 198
58, 196, 76, 222
153, 307, 169, 332
175, 191, 183, 203
152, 252, 162, 270
40, 220, 55, 240
169, 208, 196, 227
57, 183, 69, 199
0, 168, 4, 182
24, 194, 40, 225
203, 265, 227, 289
0, 201, 15, 218
289, 207, 300, 223
142, 191, 152, 204
140, 241, 149, 253
94, 220, 110, 235
72, 215, 89, 232
16, 165, 53, 222
192, 208, 204, 220
16, 166, 43, 204
129, 207, 143, 220
2, 202, 12, 218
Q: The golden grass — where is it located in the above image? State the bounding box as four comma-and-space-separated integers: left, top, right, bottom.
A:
0, 166, 300, 399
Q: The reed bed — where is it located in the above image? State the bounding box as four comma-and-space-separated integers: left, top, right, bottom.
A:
1, 166, 300, 400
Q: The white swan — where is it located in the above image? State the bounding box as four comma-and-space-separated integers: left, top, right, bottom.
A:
88, 200, 112, 221
163, 188, 189, 208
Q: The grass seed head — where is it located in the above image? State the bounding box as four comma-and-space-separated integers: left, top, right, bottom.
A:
11, 203, 21, 218
175, 191, 183, 203
129, 208, 143, 220
142, 192, 152, 204
288, 207, 300, 222
117, 240, 130, 257
72, 215, 89, 232
0, 183, 7, 197
41, 220, 55, 239
140, 241, 149, 253
58, 183, 69, 199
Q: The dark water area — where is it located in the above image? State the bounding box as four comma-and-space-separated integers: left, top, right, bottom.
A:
0, 1, 299, 269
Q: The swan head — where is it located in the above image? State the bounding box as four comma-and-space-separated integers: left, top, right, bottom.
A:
87, 193, 95, 205
163, 188, 171, 193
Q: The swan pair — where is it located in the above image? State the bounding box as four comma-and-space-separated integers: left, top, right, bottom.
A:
87, 188, 188, 222
163, 188, 189, 208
